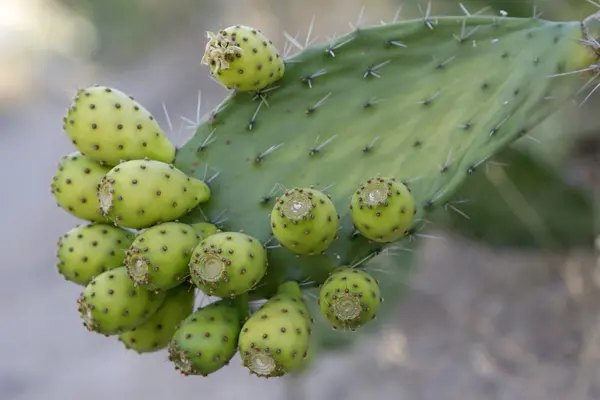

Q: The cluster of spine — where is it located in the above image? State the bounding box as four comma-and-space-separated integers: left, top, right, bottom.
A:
49, 7, 600, 381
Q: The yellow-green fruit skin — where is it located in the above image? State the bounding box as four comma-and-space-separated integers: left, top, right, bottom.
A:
191, 222, 220, 240
97, 159, 211, 230
124, 222, 201, 291
50, 152, 111, 223
238, 282, 312, 378
63, 85, 176, 166
57, 223, 135, 286
201, 25, 284, 91
168, 299, 245, 376
270, 187, 339, 255
77, 267, 167, 335
189, 232, 268, 297
349, 177, 416, 243
318, 267, 382, 330
119, 285, 195, 353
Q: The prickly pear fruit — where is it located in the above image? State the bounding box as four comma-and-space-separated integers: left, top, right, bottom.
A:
270, 188, 339, 255
62, 85, 176, 166
318, 267, 382, 330
51, 152, 111, 223
124, 222, 200, 292
201, 25, 284, 91
57, 223, 135, 286
119, 285, 195, 353
191, 222, 220, 240
238, 281, 312, 377
77, 267, 167, 335
168, 297, 247, 376
97, 159, 211, 229
189, 232, 267, 297
350, 177, 416, 243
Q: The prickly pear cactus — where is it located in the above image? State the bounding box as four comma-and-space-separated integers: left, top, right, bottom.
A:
168, 296, 248, 376
51, 152, 111, 223
318, 267, 382, 331
124, 222, 200, 292
63, 86, 177, 166
178, 11, 600, 298
189, 232, 268, 297
201, 25, 285, 91
119, 285, 195, 353
57, 223, 135, 286
238, 282, 312, 377
77, 267, 167, 335
98, 159, 211, 229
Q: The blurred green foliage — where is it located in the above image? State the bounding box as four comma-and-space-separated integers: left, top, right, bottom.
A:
433, 145, 595, 250
56, 0, 218, 66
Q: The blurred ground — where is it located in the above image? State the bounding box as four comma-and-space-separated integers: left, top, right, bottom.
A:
1, 0, 599, 399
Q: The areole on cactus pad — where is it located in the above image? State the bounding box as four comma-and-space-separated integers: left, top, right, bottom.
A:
178, 11, 600, 299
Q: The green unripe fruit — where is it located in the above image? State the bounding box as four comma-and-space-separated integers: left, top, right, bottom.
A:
350, 177, 416, 243
50, 152, 111, 223
119, 285, 195, 353
57, 223, 135, 286
238, 282, 312, 378
77, 267, 167, 335
97, 159, 211, 229
201, 25, 285, 91
63, 85, 176, 166
189, 232, 268, 297
191, 222, 220, 240
168, 298, 247, 376
318, 267, 382, 330
125, 222, 201, 292
270, 188, 339, 255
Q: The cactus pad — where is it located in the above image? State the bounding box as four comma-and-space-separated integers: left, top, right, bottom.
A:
189, 232, 268, 297
97, 159, 211, 229
63, 85, 176, 166
177, 13, 598, 297
318, 267, 382, 330
50, 152, 111, 223
57, 223, 135, 286
201, 25, 285, 91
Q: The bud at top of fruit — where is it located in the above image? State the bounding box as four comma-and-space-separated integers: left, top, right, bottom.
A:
200, 25, 285, 92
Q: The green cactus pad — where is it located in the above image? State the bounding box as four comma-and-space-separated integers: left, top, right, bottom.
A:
189, 232, 268, 297
57, 223, 135, 286
119, 285, 195, 353
77, 267, 167, 335
238, 282, 312, 377
349, 177, 416, 243
124, 222, 201, 292
318, 267, 382, 331
176, 13, 599, 297
201, 25, 285, 91
270, 187, 340, 255
50, 152, 111, 223
63, 85, 176, 166
97, 159, 211, 229
168, 298, 247, 376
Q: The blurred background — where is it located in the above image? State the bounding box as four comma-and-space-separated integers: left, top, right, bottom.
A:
1, 0, 599, 399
